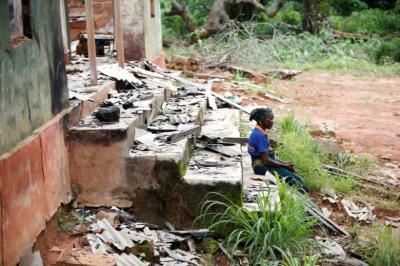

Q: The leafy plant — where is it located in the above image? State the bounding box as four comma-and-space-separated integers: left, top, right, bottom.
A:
375, 38, 400, 64
198, 180, 317, 264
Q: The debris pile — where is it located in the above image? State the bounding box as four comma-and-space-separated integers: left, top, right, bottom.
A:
55, 208, 219, 266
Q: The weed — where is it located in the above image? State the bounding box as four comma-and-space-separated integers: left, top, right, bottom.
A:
361, 224, 400, 266
330, 174, 358, 194
281, 252, 319, 266
274, 116, 326, 191
57, 208, 86, 232
198, 180, 317, 264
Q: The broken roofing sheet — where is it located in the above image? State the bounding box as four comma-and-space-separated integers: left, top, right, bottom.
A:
56, 208, 208, 266
130, 86, 207, 155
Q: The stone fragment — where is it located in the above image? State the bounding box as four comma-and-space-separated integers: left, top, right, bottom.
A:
95, 106, 120, 122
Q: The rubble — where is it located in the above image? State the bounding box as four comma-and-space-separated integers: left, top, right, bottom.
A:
341, 199, 375, 223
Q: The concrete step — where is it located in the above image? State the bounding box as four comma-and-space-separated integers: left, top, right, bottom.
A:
126, 87, 208, 223
68, 82, 170, 207
174, 109, 243, 227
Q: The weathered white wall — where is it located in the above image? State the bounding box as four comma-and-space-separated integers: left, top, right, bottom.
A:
144, 0, 162, 60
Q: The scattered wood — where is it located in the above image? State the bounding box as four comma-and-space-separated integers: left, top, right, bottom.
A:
264, 91, 293, 104
145, 61, 250, 114
305, 200, 349, 236
166, 125, 201, 143
224, 64, 269, 84
323, 164, 393, 188
219, 136, 248, 145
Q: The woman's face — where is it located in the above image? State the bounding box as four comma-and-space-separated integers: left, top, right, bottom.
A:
262, 115, 274, 129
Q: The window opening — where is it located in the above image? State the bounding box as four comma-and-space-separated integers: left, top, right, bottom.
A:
9, 0, 32, 48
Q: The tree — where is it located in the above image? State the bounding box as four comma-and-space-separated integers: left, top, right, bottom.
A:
165, 0, 285, 40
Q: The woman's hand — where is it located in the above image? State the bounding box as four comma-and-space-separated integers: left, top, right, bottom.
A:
285, 163, 296, 172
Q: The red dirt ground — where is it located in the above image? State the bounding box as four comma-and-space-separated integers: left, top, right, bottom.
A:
274, 71, 400, 161
214, 71, 400, 162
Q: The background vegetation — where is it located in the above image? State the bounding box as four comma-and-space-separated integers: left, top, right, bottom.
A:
162, 0, 400, 75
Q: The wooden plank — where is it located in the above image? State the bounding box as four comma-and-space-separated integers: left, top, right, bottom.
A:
85, 0, 97, 85
113, 0, 125, 68
322, 164, 391, 188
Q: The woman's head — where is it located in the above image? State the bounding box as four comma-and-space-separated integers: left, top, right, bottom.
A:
249, 107, 274, 129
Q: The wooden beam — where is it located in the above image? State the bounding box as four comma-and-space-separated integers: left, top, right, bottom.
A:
113, 0, 125, 68
85, 0, 97, 85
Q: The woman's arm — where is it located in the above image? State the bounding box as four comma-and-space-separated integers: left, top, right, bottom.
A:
259, 152, 296, 172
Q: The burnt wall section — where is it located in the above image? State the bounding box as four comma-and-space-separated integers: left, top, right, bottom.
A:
121, 0, 146, 60
0, 1, 68, 156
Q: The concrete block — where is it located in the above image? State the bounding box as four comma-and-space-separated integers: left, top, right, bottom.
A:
68, 117, 139, 207
1, 135, 46, 266
40, 117, 71, 219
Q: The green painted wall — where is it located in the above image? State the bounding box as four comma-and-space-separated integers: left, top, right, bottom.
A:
0, 0, 68, 156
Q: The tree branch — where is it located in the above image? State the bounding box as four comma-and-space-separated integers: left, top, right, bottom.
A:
165, 0, 196, 32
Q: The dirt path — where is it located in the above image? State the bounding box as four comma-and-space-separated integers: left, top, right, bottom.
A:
264, 71, 400, 161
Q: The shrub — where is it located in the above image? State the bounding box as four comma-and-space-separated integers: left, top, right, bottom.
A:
331, 9, 400, 36
198, 181, 317, 264
330, 0, 368, 16
375, 38, 400, 64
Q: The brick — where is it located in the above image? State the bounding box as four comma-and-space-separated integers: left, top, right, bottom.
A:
2, 135, 46, 266
40, 118, 71, 219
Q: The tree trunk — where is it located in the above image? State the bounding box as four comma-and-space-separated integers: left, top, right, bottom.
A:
302, 0, 316, 33
166, 0, 285, 41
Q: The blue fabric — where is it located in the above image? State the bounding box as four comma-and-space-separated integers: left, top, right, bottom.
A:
248, 127, 269, 157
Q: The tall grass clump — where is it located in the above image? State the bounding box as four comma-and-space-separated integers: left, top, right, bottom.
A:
198, 181, 317, 264
275, 115, 327, 190
362, 224, 400, 266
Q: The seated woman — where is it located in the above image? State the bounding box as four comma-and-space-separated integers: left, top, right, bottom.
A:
247, 107, 308, 193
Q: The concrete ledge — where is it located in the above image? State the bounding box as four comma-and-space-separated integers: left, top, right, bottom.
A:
66, 81, 116, 126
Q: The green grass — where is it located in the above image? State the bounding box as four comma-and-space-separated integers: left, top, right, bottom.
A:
361, 224, 400, 266
331, 9, 400, 36
274, 114, 360, 194
198, 180, 317, 264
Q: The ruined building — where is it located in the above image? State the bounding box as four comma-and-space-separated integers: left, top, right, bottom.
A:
0, 0, 164, 264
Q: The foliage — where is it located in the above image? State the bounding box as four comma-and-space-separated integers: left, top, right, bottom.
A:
167, 24, 400, 75
198, 181, 317, 264
361, 224, 400, 266
375, 38, 400, 64
330, 0, 368, 15
331, 9, 400, 36
274, 114, 360, 193
282, 252, 319, 266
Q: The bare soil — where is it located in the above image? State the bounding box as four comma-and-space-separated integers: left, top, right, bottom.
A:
273, 71, 400, 162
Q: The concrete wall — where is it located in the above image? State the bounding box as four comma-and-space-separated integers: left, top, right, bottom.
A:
144, 0, 163, 61
121, 0, 146, 60
0, 0, 68, 156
